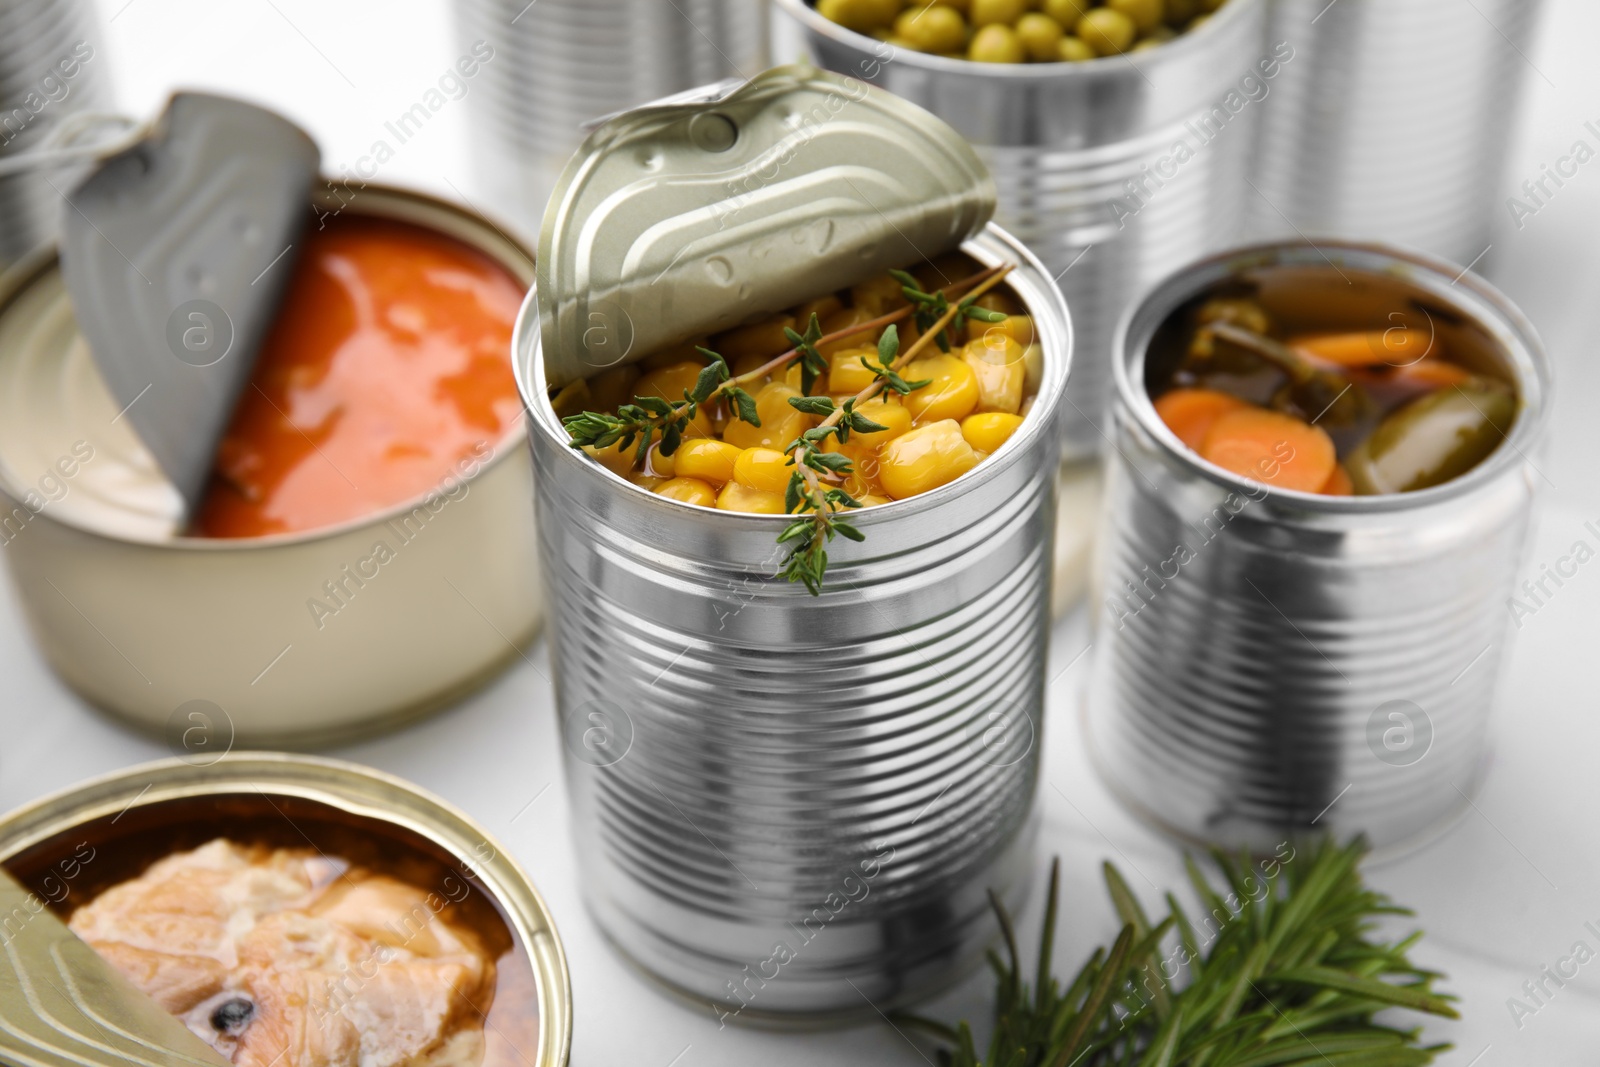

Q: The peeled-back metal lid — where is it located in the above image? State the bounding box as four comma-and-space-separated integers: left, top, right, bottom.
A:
536, 64, 997, 386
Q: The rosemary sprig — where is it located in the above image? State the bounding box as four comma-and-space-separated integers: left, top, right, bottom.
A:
560, 262, 1016, 594
901, 838, 1456, 1067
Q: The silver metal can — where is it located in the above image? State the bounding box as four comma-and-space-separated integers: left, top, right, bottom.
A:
452, 0, 769, 238
0, 0, 110, 268
1085, 240, 1551, 855
515, 68, 1071, 1017
772, 0, 1269, 460
1249, 0, 1545, 266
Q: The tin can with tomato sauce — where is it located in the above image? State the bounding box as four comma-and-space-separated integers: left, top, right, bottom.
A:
516, 68, 1071, 1017
0, 184, 541, 746
0, 753, 571, 1067
1085, 240, 1552, 855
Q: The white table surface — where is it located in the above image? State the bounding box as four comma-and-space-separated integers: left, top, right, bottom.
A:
4, 2, 1597, 1063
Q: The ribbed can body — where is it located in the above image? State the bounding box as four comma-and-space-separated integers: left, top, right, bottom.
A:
516, 226, 1069, 1017
772, 0, 1266, 460
0, 0, 108, 268
1086, 242, 1551, 855
453, 0, 769, 236
1250, 0, 1544, 265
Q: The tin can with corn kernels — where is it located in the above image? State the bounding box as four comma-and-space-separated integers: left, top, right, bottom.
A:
515, 67, 1072, 1018
1085, 240, 1551, 856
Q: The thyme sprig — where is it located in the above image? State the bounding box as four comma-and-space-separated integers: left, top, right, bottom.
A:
900, 838, 1456, 1067
560, 262, 1015, 593
776, 266, 1015, 594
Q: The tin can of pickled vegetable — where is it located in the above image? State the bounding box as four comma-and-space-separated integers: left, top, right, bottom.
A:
515, 67, 1071, 1017
1249, 0, 1545, 266
0, 753, 571, 1067
0, 0, 110, 269
1085, 239, 1551, 855
452, 0, 768, 237
772, 0, 1266, 461
0, 183, 541, 747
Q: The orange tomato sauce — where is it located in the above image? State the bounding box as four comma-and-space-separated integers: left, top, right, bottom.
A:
192, 214, 525, 538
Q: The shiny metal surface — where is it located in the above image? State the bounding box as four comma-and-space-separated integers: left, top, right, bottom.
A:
537, 65, 994, 385
771, 0, 1268, 460
0, 0, 108, 269
0, 754, 572, 1067
0, 185, 543, 747
515, 224, 1069, 1016
1085, 241, 1551, 854
452, 0, 769, 238
1250, 0, 1545, 265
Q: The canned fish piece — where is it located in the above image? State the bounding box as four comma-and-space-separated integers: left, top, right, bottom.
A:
773, 0, 1269, 461
452, 0, 769, 237
517, 67, 1071, 1016
1249, 0, 1545, 266
0, 184, 542, 747
0, 754, 571, 1067
1085, 240, 1551, 854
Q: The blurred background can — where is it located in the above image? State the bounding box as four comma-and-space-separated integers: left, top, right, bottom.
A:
1249, 0, 1546, 266
1085, 240, 1551, 855
772, 0, 1267, 461
0, 0, 109, 269
452, 0, 769, 238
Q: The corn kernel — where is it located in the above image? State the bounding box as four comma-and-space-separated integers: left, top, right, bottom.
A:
795, 294, 843, 326
635, 360, 712, 436
716, 480, 788, 514
851, 273, 908, 316
878, 419, 980, 499
962, 337, 1026, 414
673, 439, 742, 486
826, 345, 882, 395
1001, 315, 1035, 346
902, 353, 979, 423
653, 477, 717, 507
819, 308, 879, 358
734, 447, 793, 493
722, 382, 813, 451
1022, 343, 1044, 396
584, 439, 637, 478
588, 365, 639, 412
961, 412, 1025, 453
714, 316, 795, 361
646, 442, 676, 477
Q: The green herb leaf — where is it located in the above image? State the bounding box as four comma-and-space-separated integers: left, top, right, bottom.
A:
789, 395, 837, 416
726, 386, 761, 427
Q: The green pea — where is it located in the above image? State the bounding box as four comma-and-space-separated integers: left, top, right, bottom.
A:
969, 0, 1028, 27
1043, 0, 1092, 31
1016, 12, 1066, 60
1108, 0, 1164, 33
1057, 34, 1097, 60
894, 3, 969, 51
818, 0, 905, 32
968, 22, 1026, 61
1077, 8, 1137, 54
1344, 381, 1517, 494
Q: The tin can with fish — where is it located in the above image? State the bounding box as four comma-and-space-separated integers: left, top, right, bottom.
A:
516, 67, 1071, 1016
772, 0, 1268, 461
1084, 240, 1551, 854
0, 753, 571, 1067
0, 182, 542, 747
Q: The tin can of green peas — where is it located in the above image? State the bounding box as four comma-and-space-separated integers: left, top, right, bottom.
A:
772, 0, 1268, 462
1085, 240, 1551, 856
514, 66, 1073, 1019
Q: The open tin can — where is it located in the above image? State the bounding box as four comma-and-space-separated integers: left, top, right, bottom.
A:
772, 0, 1268, 461
1085, 240, 1551, 854
0, 184, 541, 747
515, 67, 1071, 1017
0, 753, 571, 1067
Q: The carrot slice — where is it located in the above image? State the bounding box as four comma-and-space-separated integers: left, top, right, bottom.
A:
1154, 388, 1249, 451
1391, 359, 1471, 389
1291, 329, 1437, 367
1200, 408, 1337, 493
1320, 463, 1353, 496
